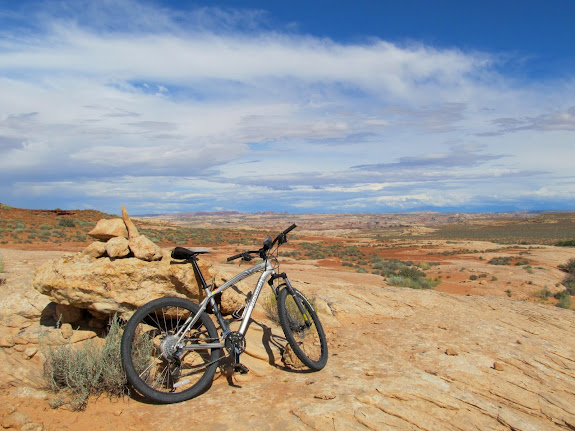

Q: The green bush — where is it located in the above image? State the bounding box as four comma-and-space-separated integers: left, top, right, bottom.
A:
488, 256, 513, 265
556, 292, 572, 309
533, 288, 552, 300
469, 274, 478, 281
556, 239, 575, 247
57, 218, 76, 228
562, 274, 575, 296
42, 316, 128, 410
387, 275, 439, 290
559, 258, 575, 274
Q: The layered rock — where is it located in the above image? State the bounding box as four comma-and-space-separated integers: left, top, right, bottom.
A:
34, 205, 245, 321
33, 249, 216, 318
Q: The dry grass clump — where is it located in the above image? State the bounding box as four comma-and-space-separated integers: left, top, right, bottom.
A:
261, 291, 317, 325
554, 259, 575, 310
42, 316, 128, 410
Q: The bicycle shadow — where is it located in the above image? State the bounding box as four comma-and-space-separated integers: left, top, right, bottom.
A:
243, 317, 316, 375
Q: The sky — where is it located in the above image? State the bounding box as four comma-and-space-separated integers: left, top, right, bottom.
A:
0, 0, 574, 215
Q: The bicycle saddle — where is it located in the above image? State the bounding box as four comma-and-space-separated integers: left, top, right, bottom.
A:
171, 247, 210, 260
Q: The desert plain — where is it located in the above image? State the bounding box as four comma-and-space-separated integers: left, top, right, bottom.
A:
1, 206, 575, 430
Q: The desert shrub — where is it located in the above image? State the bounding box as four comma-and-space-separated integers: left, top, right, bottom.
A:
398, 266, 426, 280
562, 274, 575, 295
0, 253, 4, 272
488, 256, 513, 265
387, 275, 438, 290
50, 230, 66, 238
42, 316, 128, 410
261, 292, 316, 325
533, 288, 552, 300
57, 218, 76, 228
555, 292, 572, 309
515, 260, 530, 266
469, 274, 478, 281
505, 289, 512, 297
524, 266, 534, 274
559, 258, 575, 274
556, 239, 575, 247
261, 293, 280, 324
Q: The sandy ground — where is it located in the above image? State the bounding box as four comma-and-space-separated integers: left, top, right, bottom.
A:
1, 239, 575, 430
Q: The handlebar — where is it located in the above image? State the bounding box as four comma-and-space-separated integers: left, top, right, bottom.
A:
226, 224, 297, 262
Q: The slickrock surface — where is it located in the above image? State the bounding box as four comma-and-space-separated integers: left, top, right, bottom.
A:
1, 247, 574, 430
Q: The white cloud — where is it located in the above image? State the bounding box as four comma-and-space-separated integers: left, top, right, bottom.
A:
0, 1, 573, 212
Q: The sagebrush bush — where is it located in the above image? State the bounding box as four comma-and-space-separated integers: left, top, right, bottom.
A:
42, 316, 128, 410
388, 275, 438, 290
261, 291, 317, 325
57, 218, 76, 228
555, 292, 573, 309
488, 256, 513, 265
559, 258, 575, 275
562, 274, 575, 296
261, 293, 280, 324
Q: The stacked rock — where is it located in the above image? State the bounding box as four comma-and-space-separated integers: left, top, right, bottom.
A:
82, 205, 162, 261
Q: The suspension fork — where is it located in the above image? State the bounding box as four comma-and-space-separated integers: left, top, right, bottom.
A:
269, 273, 312, 327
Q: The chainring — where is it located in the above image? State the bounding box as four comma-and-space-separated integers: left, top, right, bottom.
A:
224, 331, 246, 355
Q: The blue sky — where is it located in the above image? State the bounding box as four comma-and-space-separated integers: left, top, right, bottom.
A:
0, 0, 574, 214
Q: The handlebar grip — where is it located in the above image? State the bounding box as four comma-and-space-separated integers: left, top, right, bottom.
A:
226, 253, 244, 262
283, 223, 297, 235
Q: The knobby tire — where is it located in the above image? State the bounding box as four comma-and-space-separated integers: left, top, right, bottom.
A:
277, 286, 328, 370
121, 297, 221, 404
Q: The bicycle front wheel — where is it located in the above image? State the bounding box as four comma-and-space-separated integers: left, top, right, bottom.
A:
121, 297, 221, 404
277, 286, 328, 370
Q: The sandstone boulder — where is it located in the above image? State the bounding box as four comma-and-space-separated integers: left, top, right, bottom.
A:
106, 237, 130, 258
81, 241, 107, 258
122, 205, 140, 238
33, 250, 214, 318
87, 218, 128, 241
129, 235, 162, 261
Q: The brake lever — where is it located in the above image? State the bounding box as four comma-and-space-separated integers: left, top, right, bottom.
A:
241, 252, 254, 262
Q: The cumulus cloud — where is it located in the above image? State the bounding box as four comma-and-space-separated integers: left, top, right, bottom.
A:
0, 1, 573, 213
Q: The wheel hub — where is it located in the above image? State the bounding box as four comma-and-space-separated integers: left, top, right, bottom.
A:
161, 335, 181, 360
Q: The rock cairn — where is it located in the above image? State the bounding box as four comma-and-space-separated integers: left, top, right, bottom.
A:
33, 206, 243, 325
83, 205, 162, 261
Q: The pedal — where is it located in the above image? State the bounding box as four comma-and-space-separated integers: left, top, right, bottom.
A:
234, 363, 250, 374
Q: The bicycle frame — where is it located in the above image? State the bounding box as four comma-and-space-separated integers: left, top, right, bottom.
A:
174, 258, 278, 350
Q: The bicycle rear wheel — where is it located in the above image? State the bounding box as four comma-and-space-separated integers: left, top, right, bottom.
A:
277, 286, 328, 370
121, 297, 221, 404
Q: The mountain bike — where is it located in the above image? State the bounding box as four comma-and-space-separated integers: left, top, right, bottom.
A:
120, 224, 328, 404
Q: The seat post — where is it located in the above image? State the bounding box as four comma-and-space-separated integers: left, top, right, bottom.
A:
190, 256, 229, 333
190, 256, 209, 290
